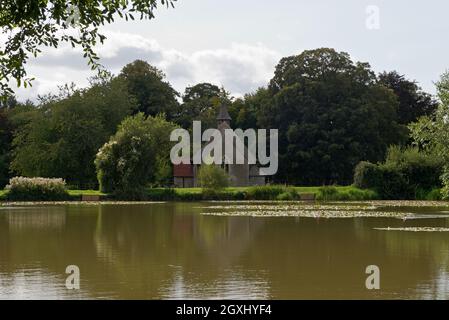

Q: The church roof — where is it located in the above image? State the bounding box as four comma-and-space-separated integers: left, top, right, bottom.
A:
216, 104, 232, 121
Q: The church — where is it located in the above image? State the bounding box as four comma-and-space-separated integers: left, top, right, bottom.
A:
173, 104, 266, 187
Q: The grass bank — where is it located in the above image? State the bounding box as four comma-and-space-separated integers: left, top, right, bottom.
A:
145, 185, 379, 201
0, 185, 381, 202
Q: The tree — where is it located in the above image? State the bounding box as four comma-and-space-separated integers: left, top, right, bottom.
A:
0, 97, 34, 188
378, 71, 438, 125
0, 95, 18, 109
0, 0, 175, 99
0, 110, 12, 187
410, 71, 449, 198
119, 60, 179, 119
176, 83, 231, 129
228, 88, 270, 130
95, 113, 178, 198
10, 74, 135, 187
259, 48, 405, 185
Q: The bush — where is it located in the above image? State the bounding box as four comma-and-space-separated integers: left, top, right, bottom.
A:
245, 185, 299, 200
276, 190, 300, 201
353, 161, 383, 189
95, 113, 178, 200
423, 188, 442, 201
316, 186, 378, 201
316, 186, 339, 201
353, 146, 443, 200
6, 176, 69, 201
197, 165, 229, 192
146, 188, 176, 201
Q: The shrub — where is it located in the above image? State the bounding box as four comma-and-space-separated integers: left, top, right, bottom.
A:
440, 168, 449, 200
6, 176, 69, 201
423, 188, 442, 201
316, 186, 378, 201
244, 185, 300, 200
95, 113, 178, 200
354, 146, 443, 200
353, 161, 383, 189
276, 189, 300, 201
245, 185, 286, 200
146, 188, 176, 201
197, 165, 229, 192
316, 186, 338, 201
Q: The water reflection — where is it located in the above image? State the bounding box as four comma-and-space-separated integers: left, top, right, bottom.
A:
0, 202, 448, 299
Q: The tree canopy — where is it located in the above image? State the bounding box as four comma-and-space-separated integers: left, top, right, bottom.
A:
176, 82, 231, 129
10, 74, 135, 188
95, 113, 178, 198
378, 71, 438, 125
0, 0, 175, 98
119, 60, 180, 119
257, 48, 406, 185
410, 71, 449, 198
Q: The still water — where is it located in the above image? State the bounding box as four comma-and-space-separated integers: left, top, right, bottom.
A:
1, 201, 449, 299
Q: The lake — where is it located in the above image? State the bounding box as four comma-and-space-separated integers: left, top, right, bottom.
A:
1, 201, 449, 299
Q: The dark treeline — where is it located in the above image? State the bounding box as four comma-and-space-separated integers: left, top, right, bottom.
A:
0, 48, 438, 188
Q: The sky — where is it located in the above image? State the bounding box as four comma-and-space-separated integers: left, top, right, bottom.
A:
10, 0, 449, 101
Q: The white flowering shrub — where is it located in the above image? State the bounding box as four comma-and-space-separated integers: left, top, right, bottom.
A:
95, 113, 178, 199
6, 176, 69, 200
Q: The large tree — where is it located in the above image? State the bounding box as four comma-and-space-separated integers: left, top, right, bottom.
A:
378, 71, 438, 125
0, 0, 175, 99
119, 60, 179, 119
259, 48, 405, 185
177, 82, 231, 129
0, 97, 35, 187
10, 74, 135, 187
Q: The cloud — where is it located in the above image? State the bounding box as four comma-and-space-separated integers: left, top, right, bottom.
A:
13, 31, 281, 101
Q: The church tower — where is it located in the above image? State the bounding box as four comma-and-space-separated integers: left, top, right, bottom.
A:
216, 103, 232, 127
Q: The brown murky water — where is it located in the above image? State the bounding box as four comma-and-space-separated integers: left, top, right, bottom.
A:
1, 201, 449, 299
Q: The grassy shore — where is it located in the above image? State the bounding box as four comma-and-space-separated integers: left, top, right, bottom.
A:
0, 185, 380, 202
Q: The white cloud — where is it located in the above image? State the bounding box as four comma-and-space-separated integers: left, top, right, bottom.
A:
14, 31, 281, 101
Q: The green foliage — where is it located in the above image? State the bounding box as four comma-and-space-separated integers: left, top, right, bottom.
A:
145, 188, 177, 201
316, 186, 378, 201
384, 145, 443, 190
176, 83, 232, 129
228, 88, 270, 130
197, 165, 230, 192
276, 189, 301, 201
246, 185, 295, 200
119, 60, 180, 119
258, 48, 406, 185
0, 189, 7, 201
6, 176, 69, 201
409, 72, 449, 199
10, 76, 134, 187
425, 188, 443, 201
354, 146, 443, 199
378, 71, 438, 125
95, 113, 178, 199
0, 109, 12, 188
0, 0, 175, 99
353, 161, 383, 190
